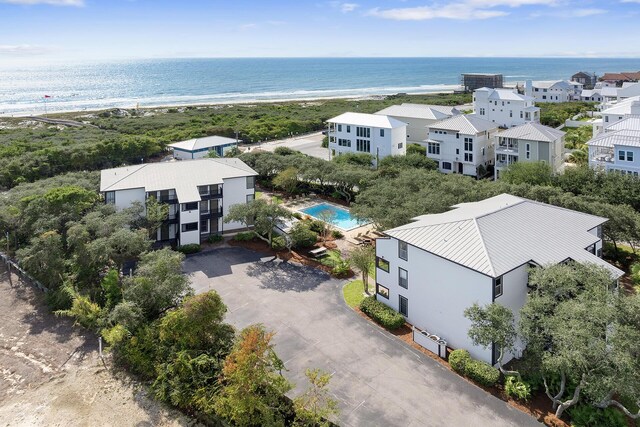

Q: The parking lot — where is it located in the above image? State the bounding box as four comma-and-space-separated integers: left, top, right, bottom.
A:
184, 247, 539, 427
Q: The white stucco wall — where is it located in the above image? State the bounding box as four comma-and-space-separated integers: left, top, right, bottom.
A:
474, 92, 537, 128
179, 204, 200, 245
493, 264, 529, 363
222, 176, 255, 232
426, 128, 494, 177
386, 115, 436, 145
114, 188, 145, 211
328, 123, 407, 164
375, 237, 495, 363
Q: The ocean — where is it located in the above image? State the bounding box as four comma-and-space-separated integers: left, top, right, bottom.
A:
1, 57, 640, 116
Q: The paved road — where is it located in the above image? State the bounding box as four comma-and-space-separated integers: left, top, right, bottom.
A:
254, 131, 328, 160
185, 247, 539, 427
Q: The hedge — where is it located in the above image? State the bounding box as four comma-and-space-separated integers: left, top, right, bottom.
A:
449, 349, 471, 375
359, 296, 405, 330
465, 359, 500, 387
177, 244, 201, 254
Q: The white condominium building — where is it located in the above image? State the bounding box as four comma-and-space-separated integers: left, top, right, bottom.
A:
473, 87, 540, 128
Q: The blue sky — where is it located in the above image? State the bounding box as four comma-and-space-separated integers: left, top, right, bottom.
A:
1, 0, 640, 64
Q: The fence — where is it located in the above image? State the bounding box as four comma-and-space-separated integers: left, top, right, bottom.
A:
1, 252, 49, 293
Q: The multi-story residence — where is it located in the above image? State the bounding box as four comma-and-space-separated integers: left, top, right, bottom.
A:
425, 114, 498, 177
327, 112, 407, 165
588, 115, 640, 176
375, 103, 460, 146
593, 96, 640, 134
530, 80, 583, 103
572, 71, 597, 89
100, 158, 258, 246
494, 122, 565, 179
580, 88, 603, 103
601, 71, 640, 85
473, 87, 540, 128
374, 194, 622, 365
168, 135, 238, 160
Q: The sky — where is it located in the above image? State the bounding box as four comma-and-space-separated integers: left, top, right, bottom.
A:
1, 0, 640, 64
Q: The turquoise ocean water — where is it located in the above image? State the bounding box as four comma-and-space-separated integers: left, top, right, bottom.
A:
1, 57, 640, 116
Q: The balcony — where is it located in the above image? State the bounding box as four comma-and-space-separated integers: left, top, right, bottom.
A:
200, 191, 223, 200
159, 196, 178, 205
200, 207, 223, 220
496, 144, 519, 154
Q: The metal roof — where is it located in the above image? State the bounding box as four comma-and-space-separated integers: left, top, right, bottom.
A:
168, 135, 237, 152
496, 122, 565, 142
586, 129, 640, 148
327, 112, 407, 129
384, 194, 622, 278
100, 158, 257, 203
476, 87, 535, 102
605, 115, 640, 132
429, 114, 497, 134
602, 96, 640, 115
375, 103, 460, 121
532, 80, 582, 89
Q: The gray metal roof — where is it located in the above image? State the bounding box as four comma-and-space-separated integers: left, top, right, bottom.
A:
100, 158, 257, 203
384, 194, 622, 278
429, 114, 498, 134
327, 112, 407, 129
168, 135, 237, 152
605, 115, 640, 132
375, 103, 460, 121
496, 122, 565, 142
476, 87, 535, 102
586, 129, 640, 148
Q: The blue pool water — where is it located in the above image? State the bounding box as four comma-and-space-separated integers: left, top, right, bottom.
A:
300, 203, 363, 231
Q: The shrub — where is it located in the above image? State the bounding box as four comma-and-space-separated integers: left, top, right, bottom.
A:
568, 404, 627, 427
307, 220, 325, 234
207, 234, 223, 244
177, 244, 201, 254
331, 230, 344, 239
292, 212, 303, 220
233, 231, 255, 241
504, 376, 531, 401
290, 223, 318, 248
465, 359, 500, 387
274, 146, 297, 156
359, 296, 405, 330
448, 349, 471, 374
271, 236, 287, 251
331, 259, 351, 278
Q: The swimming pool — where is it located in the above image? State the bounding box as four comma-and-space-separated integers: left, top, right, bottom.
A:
299, 203, 364, 231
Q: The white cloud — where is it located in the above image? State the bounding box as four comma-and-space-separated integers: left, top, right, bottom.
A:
239, 23, 258, 30
0, 0, 84, 5
571, 8, 606, 16
369, 3, 509, 20
621, 0, 640, 3
329, 1, 359, 13
0, 44, 53, 55
530, 7, 607, 17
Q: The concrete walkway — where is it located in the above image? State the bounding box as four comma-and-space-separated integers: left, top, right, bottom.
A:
185, 247, 540, 427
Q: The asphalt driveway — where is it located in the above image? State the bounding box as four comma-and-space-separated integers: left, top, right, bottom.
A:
185, 247, 539, 427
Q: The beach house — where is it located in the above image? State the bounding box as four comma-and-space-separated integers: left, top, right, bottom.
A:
494, 122, 565, 179
588, 115, 640, 176
425, 114, 498, 177
326, 112, 407, 165
168, 135, 238, 160
530, 80, 583, 103
374, 194, 622, 365
100, 158, 257, 246
375, 103, 460, 146
473, 87, 540, 128
572, 71, 597, 89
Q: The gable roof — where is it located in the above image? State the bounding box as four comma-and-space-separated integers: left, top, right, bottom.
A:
532, 80, 582, 90
586, 129, 640, 148
375, 103, 460, 121
602, 96, 640, 116
100, 158, 257, 203
475, 87, 535, 102
496, 122, 565, 142
327, 112, 406, 129
429, 114, 497, 134
601, 72, 640, 82
618, 82, 640, 98
168, 135, 237, 152
384, 194, 622, 278
605, 115, 640, 132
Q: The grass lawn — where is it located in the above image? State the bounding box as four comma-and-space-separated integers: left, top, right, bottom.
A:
343, 279, 370, 308
272, 195, 283, 204
319, 249, 343, 268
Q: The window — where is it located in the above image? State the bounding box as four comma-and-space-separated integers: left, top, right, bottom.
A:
346, 125, 351, 133
494, 276, 503, 298
356, 139, 370, 153
105, 191, 115, 204
398, 241, 408, 260
181, 222, 198, 232
246, 176, 255, 189
442, 161, 452, 170
619, 150, 625, 161
509, 110, 513, 117
376, 284, 389, 299
246, 194, 254, 203
464, 141, 473, 151
480, 108, 485, 115
338, 138, 351, 147
200, 219, 209, 233
427, 142, 440, 155
627, 151, 634, 162
376, 257, 390, 273
397, 143, 403, 149
356, 127, 371, 138
338, 124, 342, 132
464, 153, 473, 162
399, 295, 408, 316
380, 129, 385, 137
198, 185, 210, 196
182, 202, 198, 211
526, 143, 531, 160
605, 116, 609, 123
456, 133, 460, 139
399, 267, 408, 289
456, 149, 460, 155
481, 147, 485, 156
520, 111, 523, 119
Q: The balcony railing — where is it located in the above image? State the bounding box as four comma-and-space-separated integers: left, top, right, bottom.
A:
200, 207, 223, 220
496, 145, 519, 153
159, 196, 178, 205
201, 191, 223, 200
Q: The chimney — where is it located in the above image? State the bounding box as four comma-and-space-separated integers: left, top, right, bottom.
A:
525, 80, 533, 98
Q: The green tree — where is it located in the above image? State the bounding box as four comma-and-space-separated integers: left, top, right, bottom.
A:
406, 143, 426, 156
100, 269, 122, 310
143, 197, 169, 236
214, 324, 293, 427
378, 153, 437, 171
273, 167, 299, 194
16, 230, 66, 288
332, 152, 374, 167
348, 245, 375, 294
500, 162, 553, 186
464, 302, 519, 378
225, 199, 292, 248
294, 368, 339, 427
289, 222, 318, 249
